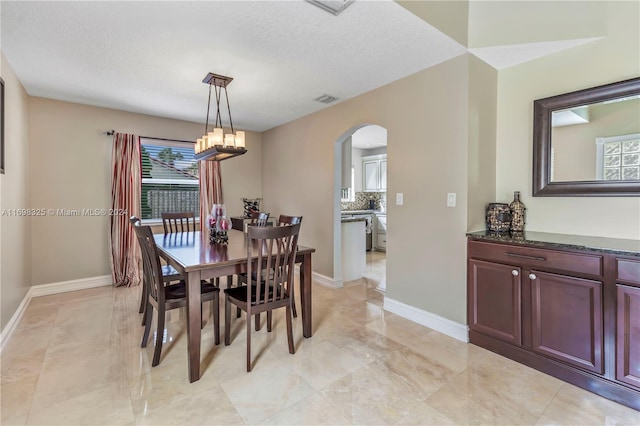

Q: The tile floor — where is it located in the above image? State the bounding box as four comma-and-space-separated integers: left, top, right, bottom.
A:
1, 256, 639, 425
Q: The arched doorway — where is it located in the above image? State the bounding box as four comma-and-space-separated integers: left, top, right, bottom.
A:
333, 124, 387, 289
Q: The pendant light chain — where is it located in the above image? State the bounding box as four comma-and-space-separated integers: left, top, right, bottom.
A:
204, 83, 213, 135
224, 86, 235, 134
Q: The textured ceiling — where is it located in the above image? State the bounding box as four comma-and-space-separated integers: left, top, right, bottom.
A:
0, 0, 465, 132
1, 1, 609, 133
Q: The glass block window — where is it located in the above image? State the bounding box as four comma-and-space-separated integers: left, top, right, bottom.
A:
596, 134, 640, 181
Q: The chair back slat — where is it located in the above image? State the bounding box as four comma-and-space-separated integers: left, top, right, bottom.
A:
277, 214, 302, 226
162, 212, 195, 234
250, 211, 270, 227
246, 223, 300, 313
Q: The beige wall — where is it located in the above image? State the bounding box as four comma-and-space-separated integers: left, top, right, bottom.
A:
467, 55, 498, 231
263, 54, 471, 324
0, 53, 31, 330
28, 98, 262, 286
496, 1, 640, 239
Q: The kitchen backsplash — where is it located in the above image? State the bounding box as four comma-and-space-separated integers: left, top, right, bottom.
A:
341, 192, 386, 211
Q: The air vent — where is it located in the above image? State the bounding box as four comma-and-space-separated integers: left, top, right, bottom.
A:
305, 0, 354, 16
314, 94, 339, 104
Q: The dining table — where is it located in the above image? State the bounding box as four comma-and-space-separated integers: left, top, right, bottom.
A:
153, 229, 315, 382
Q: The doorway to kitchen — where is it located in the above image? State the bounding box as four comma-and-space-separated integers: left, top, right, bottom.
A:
333, 124, 387, 291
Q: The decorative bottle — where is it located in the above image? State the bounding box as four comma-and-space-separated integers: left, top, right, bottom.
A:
509, 191, 526, 232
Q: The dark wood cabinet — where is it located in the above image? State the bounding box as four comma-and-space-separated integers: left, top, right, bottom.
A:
531, 271, 603, 373
469, 259, 522, 346
615, 258, 640, 389
467, 236, 640, 411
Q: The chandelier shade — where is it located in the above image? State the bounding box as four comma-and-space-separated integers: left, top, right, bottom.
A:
195, 72, 247, 161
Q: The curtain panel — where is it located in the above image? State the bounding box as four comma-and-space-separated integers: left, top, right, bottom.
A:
109, 133, 142, 287
199, 160, 223, 233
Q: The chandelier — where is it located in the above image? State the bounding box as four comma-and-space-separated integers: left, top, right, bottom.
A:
195, 72, 247, 161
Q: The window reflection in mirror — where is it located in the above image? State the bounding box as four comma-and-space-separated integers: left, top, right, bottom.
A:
550, 95, 640, 182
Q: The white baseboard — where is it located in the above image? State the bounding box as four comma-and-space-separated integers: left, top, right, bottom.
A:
30, 274, 113, 297
0, 291, 31, 353
312, 271, 341, 288
383, 297, 469, 343
0, 275, 113, 353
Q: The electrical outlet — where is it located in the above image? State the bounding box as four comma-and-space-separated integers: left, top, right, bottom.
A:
447, 193, 456, 207
396, 193, 404, 205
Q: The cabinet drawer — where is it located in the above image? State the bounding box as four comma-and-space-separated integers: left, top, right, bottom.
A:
376, 235, 387, 249
617, 258, 640, 285
469, 241, 602, 277
376, 215, 387, 232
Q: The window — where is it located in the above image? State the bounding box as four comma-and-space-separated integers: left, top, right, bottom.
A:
141, 138, 199, 222
596, 133, 640, 181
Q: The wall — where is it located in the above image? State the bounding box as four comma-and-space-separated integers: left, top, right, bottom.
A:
496, 1, 640, 239
263, 54, 471, 324
467, 55, 498, 231
0, 53, 31, 330
28, 98, 262, 286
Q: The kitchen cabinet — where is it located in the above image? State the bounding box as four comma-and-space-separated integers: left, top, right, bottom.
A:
467, 232, 639, 411
363, 154, 386, 192
374, 213, 386, 252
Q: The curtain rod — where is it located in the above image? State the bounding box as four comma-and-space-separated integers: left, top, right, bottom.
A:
103, 130, 195, 144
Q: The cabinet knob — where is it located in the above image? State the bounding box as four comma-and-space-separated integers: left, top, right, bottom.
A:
529, 273, 537, 280
511, 270, 519, 276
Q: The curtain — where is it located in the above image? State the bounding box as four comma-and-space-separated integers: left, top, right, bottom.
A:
109, 133, 142, 287
199, 160, 223, 233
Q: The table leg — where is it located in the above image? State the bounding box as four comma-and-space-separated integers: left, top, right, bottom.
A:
300, 253, 312, 338
186, 270, 202, 382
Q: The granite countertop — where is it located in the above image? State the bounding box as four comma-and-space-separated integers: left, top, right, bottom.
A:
341, 210, 382, 215
341, 217, 368, 223
467, 230, 640, 257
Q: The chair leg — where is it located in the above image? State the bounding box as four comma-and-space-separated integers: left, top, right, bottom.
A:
286, 305, 295, 354
233, 275, 241, 318
141, 302, 153, 347
213, 296, 220, 345
246, 312, 252, 372
201, 303, 205, 329
255, 313, 261, 331
267, 310, 273, 332
152, 306, 165, 367
224, 297, 231, 346
138, 279, 146, 314
292, 294, 298, 318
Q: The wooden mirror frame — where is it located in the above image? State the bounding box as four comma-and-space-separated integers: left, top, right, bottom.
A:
532, 77, 640, 196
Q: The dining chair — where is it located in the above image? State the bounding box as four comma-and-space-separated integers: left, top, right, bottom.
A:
224, 223, 301, 371
249, 214, 304, 329
132, 216, 183, 325
161, 211, 196, 234
132, 219, 220, 367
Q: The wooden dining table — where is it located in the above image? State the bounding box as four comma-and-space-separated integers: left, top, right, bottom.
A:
153, 229, 315, 382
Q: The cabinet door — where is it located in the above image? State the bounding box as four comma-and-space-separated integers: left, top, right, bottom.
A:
363, 161, 379, 191
617, 284, 640, 388
531, 271, 603, 374
379, 160, 387, 191
469, 259, 522, 346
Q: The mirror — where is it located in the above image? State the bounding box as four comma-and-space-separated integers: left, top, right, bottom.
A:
533, 77, 640, 196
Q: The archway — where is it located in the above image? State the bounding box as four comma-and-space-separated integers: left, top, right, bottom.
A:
332, 123, 387, 287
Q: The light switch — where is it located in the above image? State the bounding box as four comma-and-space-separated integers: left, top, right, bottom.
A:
447, 193, 456, 207
396, 193, 404, 205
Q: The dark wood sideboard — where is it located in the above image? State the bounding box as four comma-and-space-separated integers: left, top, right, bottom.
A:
467, 231, 640, 410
